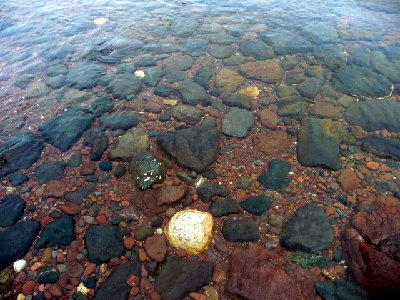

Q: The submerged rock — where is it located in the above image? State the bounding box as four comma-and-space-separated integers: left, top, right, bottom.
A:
239, 60, 283, 83
221, 218, 259, 242
362, 135, 400, 160
108, 129, 149, 161
315, 278, 372, 300
240, 195, 272, 216
177, 81, 210, 106
128, 152, 166, 190
222, 107, 254, 138
100, 113, 139, 131
209, 198, 241, 217
197, 181, 229, 203
302, 22, 338, 44
257, 159, 290, 190
0, 194, 26, 227
260, 29, 313, 55
36, 161, 67, 184
66, 62, 107, 89
107, 74, 142, 99
35, 215, 75, 249
215, 68, 245, 94
239, 39, 274, 60
172, 105, 204, 125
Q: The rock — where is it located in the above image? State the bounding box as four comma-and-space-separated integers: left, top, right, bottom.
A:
44, 180, 66, 198
172, 105, 204, 125
154, 256, 213, 300
309, 101, 343, 120
302, 22, 338, 44
222, 108, 254, 138
253, 131, 291, 155
315, 278, 372, 300
0, 132, 43, 176
36, 267, 60, 284
36, 161, 66, 184
313, 45, 346, 70
39, 108, 93, 152
60, 202, 81, 215
107, 74, 142, 99
143, 102, 163, 114
260, 29, 313, 55
87, 95, 114, 117
7, 173, 29, 186
85, 225, 124, 264
185, 38, 209, 56
165, 70, 188, 83
144, 235, 167, 262
156, 186, 187, 206
177, 81, 210, 106
62, 89, 95, 107
109, 129, 149, 161
128, 152, 166, 190
371, 54, 400, 83
66, 261, 84, 277
64, 183, 96, 205
296, 78, 324, 98
90, 133, 109, 161
79, 161, 96, 176
257, 159, 290, 190
226, 244, 315, 300
68, 152, 82, 168
239, 39, 274, 60
133, 226, 154, 241
144, 67, 164, 87
0, 194, 26, 227
88, 38, 143, 64
130, 190, 168, 218
100, 113, 139, 131
222, 94, 251, 110
35, 215, 75, 249
362, 135, 400, 160
338, 168, 360, 192
94, 257, 140, 300
233, 177, 252, 189
256, 110, 281, 129
209, 198, 241, 217
345, 100, 400, 132
224, 54, 247, 66
280, 204, 334, 253
66, 62, 107, 89
297, 118, 353, 170
157, 122, 219, 172
239, 60, 283, 83
221, 219, 259, 242
114, 164, 127, 178
239, 195, 272, 216
163, 55, 193, 72
99, 161, 112, 171
197, 181, 229, 203
215, 68, 245, 94
25, 82, 51, 98
332, 66, 392, 98
208, 32, 235, 44
194, 67, 212, 89
0, 221, 40, 269
155, 86, 172, 97
207, 44, 234, 59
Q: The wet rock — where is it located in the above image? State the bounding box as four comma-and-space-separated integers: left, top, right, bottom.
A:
208, 32, 236, 45
86, 225, 124, 264
88, 38, 143, 64
221, 219, 259, 242
62, 89, 95, 107
257, 159, 290, 190
309, 101, 343, 120
252, 131, 291, 155
215, 68, 245, 94
194, 67, 212, 89
222, 94, 251, 110
131, 190, 168, 218
7, 173, 29, 186
144, 67, 164, 87
107, 74, 142, 99
302, 22, 338, 44
338, 168, 360, 192
134, 226, 154, 241
64, 183, 97, 205
99, 161, 112, 171
233, 177, 252, 189
371, 52, 400, 83
154, 86, 172, 97
209, 198, 241, 217
154, 256, 213, 300
256, 110, 281, 129
44, 180, 66, 198
60, 202, 81, 215
163, 55, 193, 72
79, 161, 96, 176
87, 95, 114, 117
240, 195, 272, 216
109, 129, 149, 161
94, 257, 140, 300
332, 65, 392, 98
185, 38, 209, 56
315, 278, 372, 300
222, 107, 254, 138
90, 133, 109, 161
144, 235, 167, 262
208, 44, 234, 59
362, 135, 400, 160
36, 161, 66, 184
45, 75, 65, 89
156, 186, 187, 206
35, 215, 75, 249
239, 39, 274, 60
100, 113, 139, 131
296, 78, 324, 99
239, 60, 283, 83
313, 45, 346, 70
66, 62, 107, 89
0, 132, 43, 176
25, 82, 51, 98
128, 152, 166, 190
260, 29, 313, 55
223, 54, 247, 66
226, 244, 315, 300
114, 164, 127, 179
0, 221, 40, 269
197, 181, 229, 203
0, 194, 26, 227
177, 81, 210, 106
172, 105, 203, 125
345, 100, 400, 132
68, 152, 82, 168
39, 108, 93, 152
171, 20, 199, 38
157, 122, 219, 172
36, 267, 60, 284
280, 204, 334, 253
143, 101, 163, 114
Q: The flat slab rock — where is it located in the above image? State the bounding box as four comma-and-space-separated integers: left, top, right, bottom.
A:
35, 215, 75, 249
0, 194, 26, 227
154, 256, 213, 300
226, 244, 315, 300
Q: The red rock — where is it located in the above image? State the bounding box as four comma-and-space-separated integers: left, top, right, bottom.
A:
108, 257, 121, 268
79, 161, 96, 176
338, 168, 360, 192
60, 202, 82, 215
130, 190, 168, 218
189, 292, 206, 300
176, 248, 187, 257
48, 283, 63, 297
45, 180, 66, 198
156, 186, 187, 206
22, 281, 36, 295
83, 263, 97, 276
66, 262, 84, 277
127, 275, 140, 287
252, 131, 291, 155
256, 110, 281, 129
226, 244, 315, 300
66, 240, 81, 262
140, 277, 152, 291
40, 216, 52, 227
143, 102, 163, 114
138, 249, 148, 261
130, 287, 140, 296
150, 291, 162, 300
144, 235, 167, 262
123, 237, 135, 250
95, 215, 107, 224
44, 291, 52, 299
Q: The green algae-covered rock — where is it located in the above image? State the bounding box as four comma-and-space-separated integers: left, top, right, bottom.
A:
129, 152, 166, 190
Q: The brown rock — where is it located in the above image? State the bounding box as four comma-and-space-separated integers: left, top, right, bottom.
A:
256, 110, 281, 129
138, 249, 148, 261
144, 235, 167, 262
338, 168, 360, 192
156, 186, 187, 206
143, 102, 163, 114
189, 292, 207, 300
22, 281, 36, 295
309, 101, 344, 120
252, 131, 291, 155
215, 68, 245, 94
366, 161, 380, 170
226, 244, 315, 300
60, 202, 82, 215
239, 60, 283, 83
83, 263, 97, 276
41, 248, 53, 263
48, 283, 63, 297
45, 180, 66, 198
66, 240, 82, 262
79, 161, 96, 176
127, 275, 140, 287
129, 190, 168, 218
66, 262, 84, 277
124, 237, 135, 250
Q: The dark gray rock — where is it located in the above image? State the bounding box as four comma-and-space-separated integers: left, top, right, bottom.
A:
0, 221, 40, 270
128, 152, 166, 190
194, 67, 212, 89
36, 267, 60, 284
185, 39, 209, 56
239, 39, 274, 60
260, 29, 313, 55
107, 74, 142, 99
177, 81, 210, 106
68, 152, 82, 168
133, 226, 154, 241
163, 55, 193, 72
87, 95, 114, 117
362, 135, 400, 160
99, 161, 112, 172
154, 256, 213, 300
315, 278, 372, 300
297, 78, 324, 98
222, 219, 259, 242
0, 194, 26, 227
90, 133, 109, 161
88, 38, 143, 64
239, 195, 272, 216
222, 108, 254, 138
64, 183, 97, 204
209, 198, 241, 217
302, 22, 338, 44
172, 105, 203, 125
197, 181, 229, 203
100, 113, 139, 131
66, 63, 107, 89
36, 161, 66, 184
257, 160, 290, 190
208, 44, 234, 59
171, 20, 199, 38
155, 86, 172, 97
114, 164, 127, 179
35, 215, 75, 249
313, 45, 346, 70
280, 204, 334, 253
165, 70, 188, 83
222, 94, 251, 110
7, 173, 29, 186
39, 108, 93, 152
85, 225, 125, 264
144, 67, 164, 87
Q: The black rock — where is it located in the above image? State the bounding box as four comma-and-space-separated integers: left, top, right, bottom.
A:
315, 278, 372, 300
280, 204, 334, 253
0, 221, 40, 269
154, 86, 172, 97
86, 225, 125, 264
64, 183, 97, 205
114, 164, 127, 179
0, 194, 26, 227
100, 113, 139, 131
128, 152, 166, 190
239, 195, 272, 216
7, 173, 29, 186
84, 276, 97, 289
145, 261, 158, 276
209, 198, 241, 217
68, 152, 82, 168
94, 255, 141, 300
90, 133, 109, 161
39, 108, 93, 152
221, 219, 259, 242
36, 267, 60, 284
257, 160, 290, 190
362, 135, 400, 160
154, 256, 213, 300
35, 215, 75, 249
197, 181, 229, 203
99, 161, 112, 172
36, 161, 67, 184
202, 169, 218, 179
0, 132, 43, 176
151, 218, 164, 228
157, 122, 219, 172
